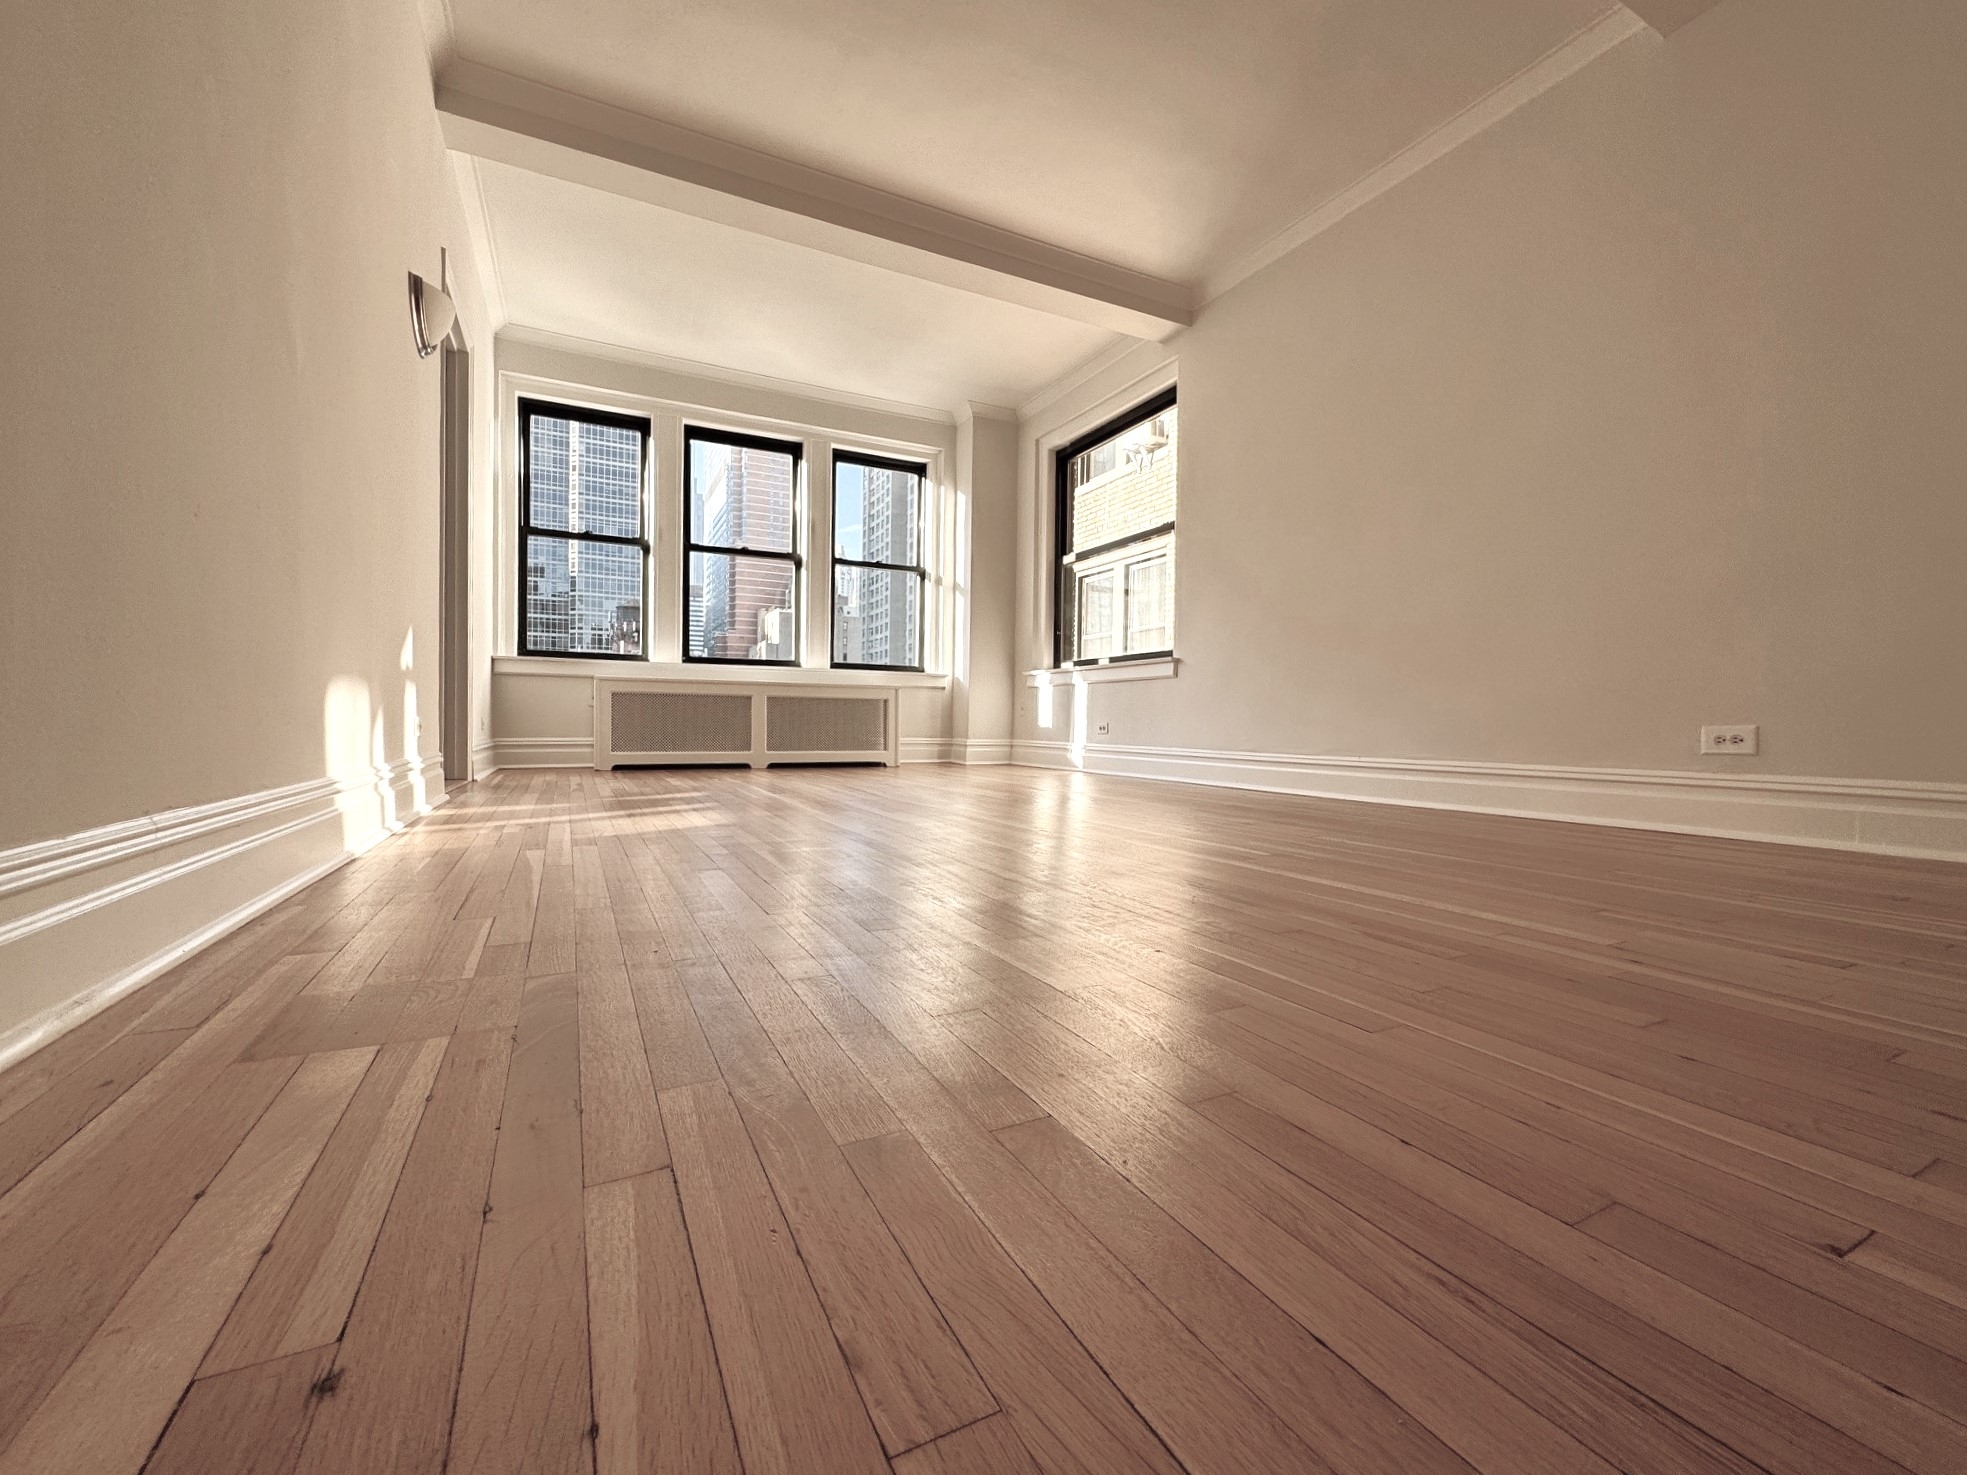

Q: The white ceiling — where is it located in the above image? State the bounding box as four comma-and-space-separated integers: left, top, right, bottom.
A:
450, 0, 1615, 284
474, 160, 1121, 412
448, 0, 1630, 411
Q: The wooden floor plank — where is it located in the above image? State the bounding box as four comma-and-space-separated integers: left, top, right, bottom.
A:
290, 1027, 512, 1475
578, 968, 668, 1185
0, 1048, 371, 1475
816, 1009, 1338, 1475
203, 1036, 447, 1376
661, 1078, 891, 1475
584, 1170, 741, 1475
943, 1008, 1640, 1475
1197, 1090, 1900, 1475
889, 1413, 1044, 1475
0, 1026, 189, 1198
631, 961, 722, 1090
0, 766, 1955, 1475
703, 923, 903, 1144
0, 1051, 301, 1450
144, 1345, 339, 1475
843, 1129, 1187, 1475
1579, 1201, 1967, 1424
450, 975, 592, 1475
997, 1113, 1479, 1475
682, 953, 996, 1454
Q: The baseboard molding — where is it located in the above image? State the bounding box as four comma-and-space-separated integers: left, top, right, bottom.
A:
471, 739, 500, 778
491, 736, 594, 769
497, 735, 991, 769
901, 738, 1013, 766
0, 754, 448, 1076
1010, 740, 1967, 862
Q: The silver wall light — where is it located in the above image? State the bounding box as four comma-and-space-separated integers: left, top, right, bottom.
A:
409, 271, 457, 358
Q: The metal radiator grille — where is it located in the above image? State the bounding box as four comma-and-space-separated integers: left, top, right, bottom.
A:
765, 694, 888, 754
610, 691, 752, 753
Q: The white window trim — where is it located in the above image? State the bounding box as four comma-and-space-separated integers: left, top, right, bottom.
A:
1032, 369, 1180, 672
1025, 655, 1178, 686
499, 370, 954, 677
496, 654, 949, 688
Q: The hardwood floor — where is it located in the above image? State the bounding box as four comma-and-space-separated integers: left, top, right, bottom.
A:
1, 764, 1964, 1475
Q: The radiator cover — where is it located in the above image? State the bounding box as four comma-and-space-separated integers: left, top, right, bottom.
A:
594, 680, 899, 769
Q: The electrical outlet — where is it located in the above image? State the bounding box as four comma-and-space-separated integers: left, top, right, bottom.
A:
1095, 721, 1110, 737
1700, 724, 1757, 755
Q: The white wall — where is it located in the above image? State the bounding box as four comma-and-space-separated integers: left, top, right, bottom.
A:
1013, 0, 1967, 857
487, 335, 980, 766
0, 0, 493, 1057
951, 406, 1021, 763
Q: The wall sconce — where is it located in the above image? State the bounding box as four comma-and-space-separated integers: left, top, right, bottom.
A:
409, 272, 457, 358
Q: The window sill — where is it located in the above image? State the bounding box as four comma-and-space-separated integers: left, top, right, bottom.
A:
494, 655, 951, 689
1025, 656, 1178, 687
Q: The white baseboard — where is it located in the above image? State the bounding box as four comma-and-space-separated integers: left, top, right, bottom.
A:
471, 739, 500, 778
901, 738, 1013, 766
1011, 740, 1967, 862
491, 737, 594, 769
0, 754, 448, 1076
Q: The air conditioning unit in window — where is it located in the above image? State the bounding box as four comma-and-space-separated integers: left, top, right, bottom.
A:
593, 679, 899, 770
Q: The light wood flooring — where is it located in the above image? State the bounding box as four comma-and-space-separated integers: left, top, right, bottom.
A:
1, 765, 1964, 1475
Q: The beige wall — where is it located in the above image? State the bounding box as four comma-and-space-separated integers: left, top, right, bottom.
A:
1017, 0, 1967, 792
952, 408, 1020, 758
0, 0, 492, 1047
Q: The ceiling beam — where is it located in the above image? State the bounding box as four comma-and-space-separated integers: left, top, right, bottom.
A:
435, 62, 1191, 341
1620, 0, 1729, 36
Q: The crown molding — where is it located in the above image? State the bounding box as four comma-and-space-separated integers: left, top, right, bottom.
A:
497, 323, 959, 426
437, 60, 1192, 339
1016, 337, 1166, 423
1200, 7, 1650, 304
961, 401, 1019, 425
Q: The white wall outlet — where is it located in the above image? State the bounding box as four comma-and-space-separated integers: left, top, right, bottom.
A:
1095, 721, 1110, 736
1700, 724, 1758, 755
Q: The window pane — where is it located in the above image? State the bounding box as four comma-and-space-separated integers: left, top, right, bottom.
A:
690, 439, 795, 552
833, 566, 922, 668
1068, 404, 1177, 552
1073, 568, 1117, 661
834, 460, 921, 565
1124, 553, 1172, 654
524, 535, 643, 655
527, 412, 642, 538
688, 551, 797, 661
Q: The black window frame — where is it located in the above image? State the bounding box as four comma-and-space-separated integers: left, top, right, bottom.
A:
1053, 385, 1178, 669
517, 396, 652, 661
683, 424, 804, 667
830, 450, 929, 673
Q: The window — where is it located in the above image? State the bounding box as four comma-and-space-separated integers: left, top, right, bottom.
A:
1055, 387, 1177, 666
685, 426, 802, 664
518, 398, 650, 658
831, 452, 926, 671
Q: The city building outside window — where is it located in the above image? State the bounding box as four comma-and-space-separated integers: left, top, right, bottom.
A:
685, 426, 802, 664
518, 399, 650, 658
831, 452, 926, 671
1055, 387, 1177, 666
